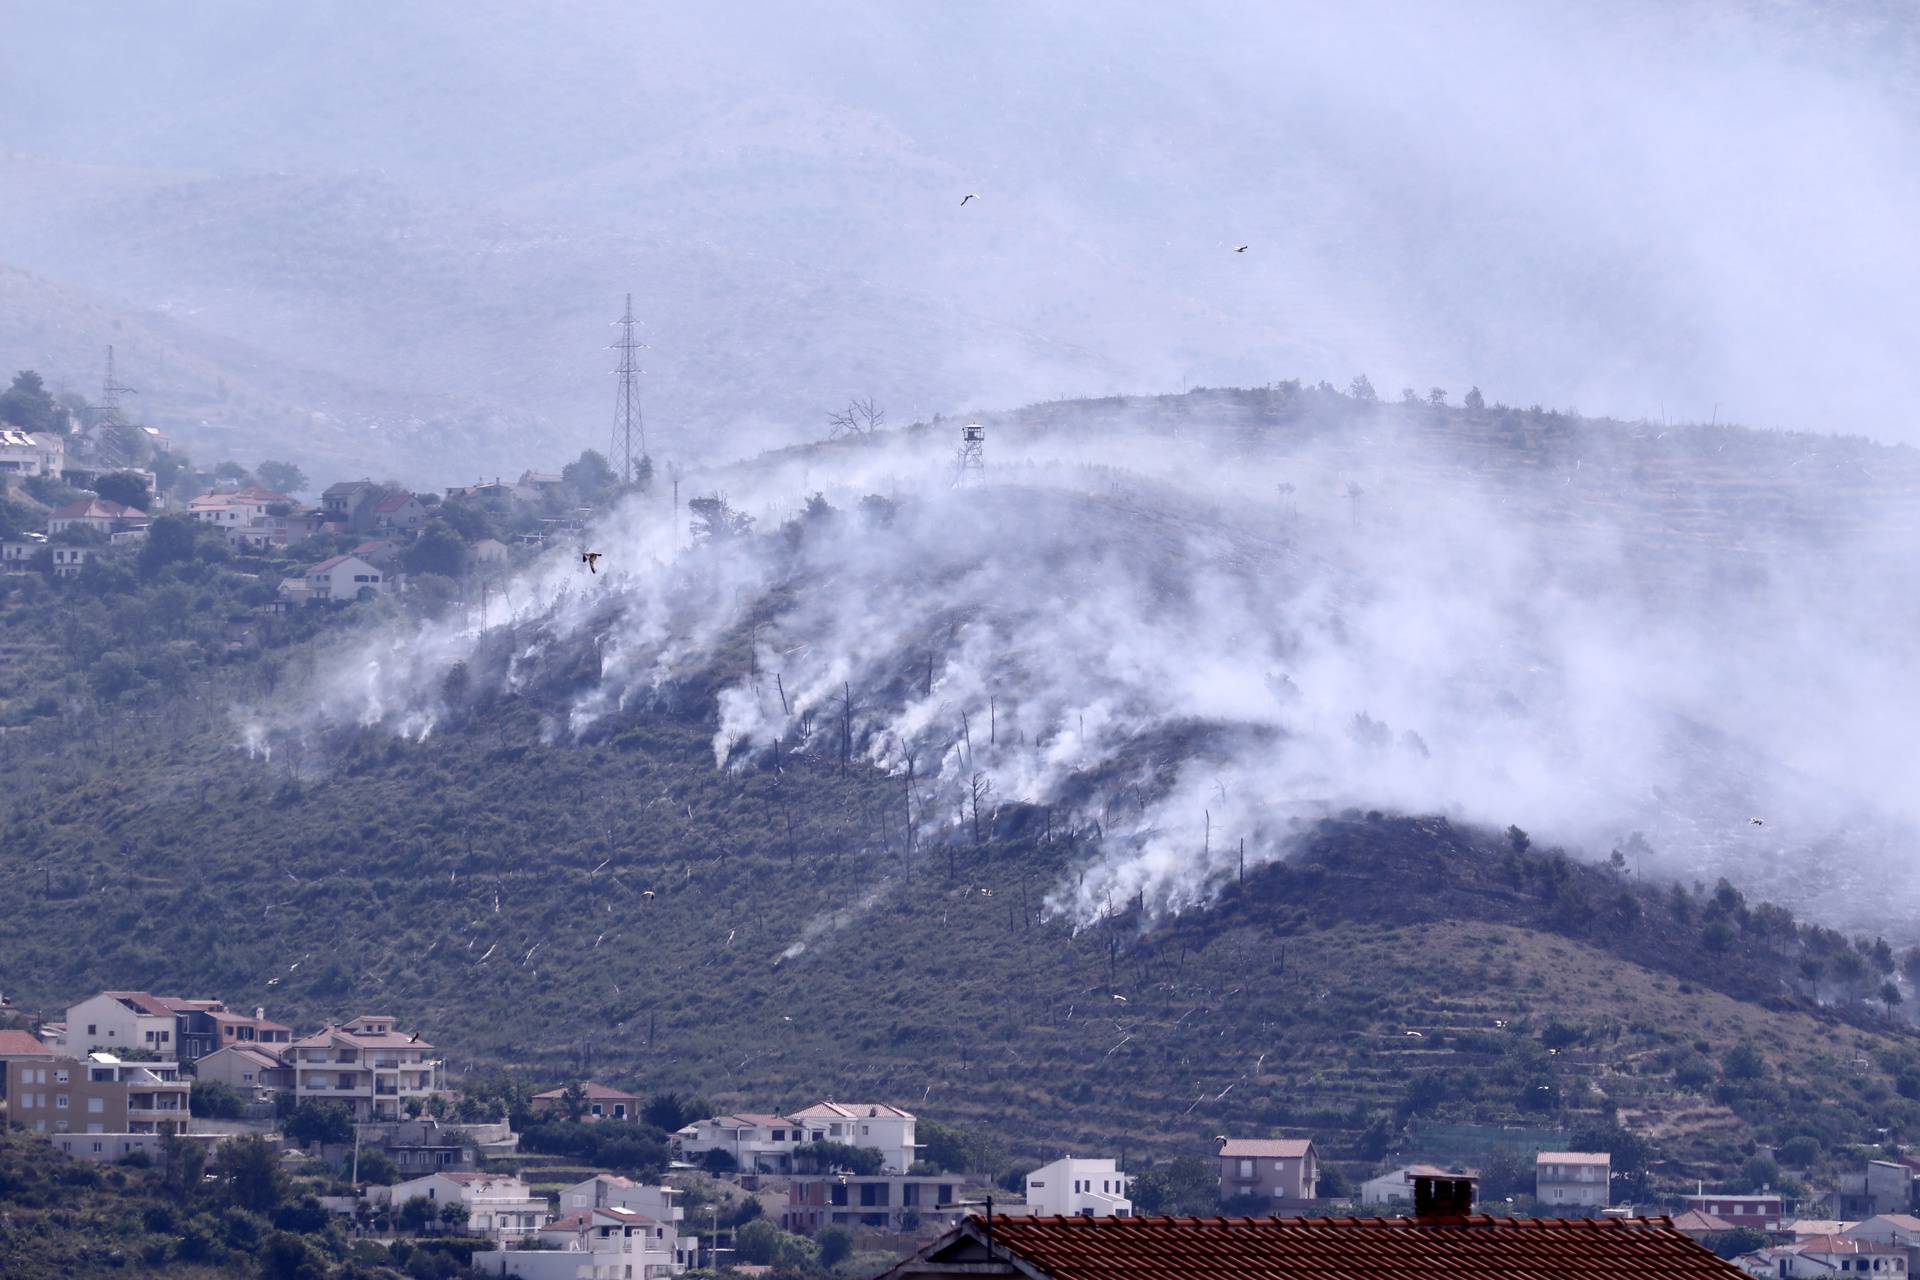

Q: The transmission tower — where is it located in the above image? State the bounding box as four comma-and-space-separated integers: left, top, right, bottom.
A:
954, 421, 986, 487
95, 345, 138, 469
609, 293, 647, 484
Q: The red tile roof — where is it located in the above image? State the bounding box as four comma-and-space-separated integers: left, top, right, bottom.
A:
101, 991, 175, 1017
0, 1029, 52, 1056
1668, 1210, 1734, 1234
882, 1215, 1749, 1280
51, 498, 147, 520
1219, 1138, 1314, 1158
533, 1082, 643, 1101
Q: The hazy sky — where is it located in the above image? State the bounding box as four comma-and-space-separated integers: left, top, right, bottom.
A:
2, 0, 1917, 476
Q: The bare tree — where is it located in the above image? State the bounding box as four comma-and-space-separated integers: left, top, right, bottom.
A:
969, 772, 994, 844
827, 396, 886, 439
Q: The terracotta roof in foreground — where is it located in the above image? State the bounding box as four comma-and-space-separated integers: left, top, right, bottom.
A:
879, 1214, 1749, 1280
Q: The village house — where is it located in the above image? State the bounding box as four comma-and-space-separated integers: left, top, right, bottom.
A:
0, 427, 65, 477
52, 1130, 231, 1165
878, 1175, 1745, 1280
50, 545, 94, 577
0, 1027, 53, 1099
781, 1172, 970, 1233
677, 1112, 806, 1172
192, 1045, 291, 1099
374, 1170, 547, 1240
298, 553, 387, 602
1019, 1157, 1132, 1218
1846, 1216, 1920, 1274
5, 1052, 189, 1135
188, 486, 292, 527
474, 1205, 685, 1280
1737, 1235, 1908, 1279
61, 991, 185, 1058
1360, 1163, 1472, 1208
1681, 1191, 1786, 1232
371, 489, 428, 533
1, 536, 45, 571
1836, 1160, 1920, 1219
468, 537, 510, 568
353, 1118, 487, 1177
1671, 1209, 1738, 1240
46, 496, 148, 536
531, 1081, 643, 1122
558, 1177, 694, 1267
788, 1101, 921, 1173
289, 1015, 438, 1120
518, 470, 565, 492
1536, 1151, 1612, 1208
58, 991, 288, 1065
1217, 1137, 1318, 1208
321, 479, 384, 532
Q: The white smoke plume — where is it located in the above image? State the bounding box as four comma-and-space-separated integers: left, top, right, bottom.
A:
246, 391, 1920, 933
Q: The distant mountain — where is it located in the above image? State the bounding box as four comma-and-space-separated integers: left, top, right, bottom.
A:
4, 1, 1920, 482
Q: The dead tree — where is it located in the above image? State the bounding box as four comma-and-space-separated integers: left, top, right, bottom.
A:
827, 396, 886, 440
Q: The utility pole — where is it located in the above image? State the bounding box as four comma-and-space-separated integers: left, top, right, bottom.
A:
96, 345, 137, 469
609, 293, 647, 485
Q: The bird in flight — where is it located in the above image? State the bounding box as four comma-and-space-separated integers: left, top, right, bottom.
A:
641, 889, 655, 901
960, 193, 979, 206
581, 552, 602, 574
1749, 817, 1765, 826
1234, 244, 1248, 253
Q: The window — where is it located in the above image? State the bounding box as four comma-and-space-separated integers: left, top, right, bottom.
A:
55, 1094, 68, 1109
87, 1024, 97, 1035
1239, 1159, 1253, 1178
92, 1141, 103, 1152
88, 1098, 103, 1114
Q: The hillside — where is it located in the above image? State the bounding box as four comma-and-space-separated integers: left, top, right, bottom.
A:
3, 384, 1918, 1192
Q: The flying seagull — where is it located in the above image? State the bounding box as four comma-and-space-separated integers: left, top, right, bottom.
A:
1749, 817, 1765, 826
1234, 244, 1248, 253
581, 552, 602, 574
960, 193, 978, 206
641, 889, 655, 901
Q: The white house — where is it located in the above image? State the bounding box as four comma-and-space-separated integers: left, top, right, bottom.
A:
1736, 1235, 1909, 1279
1535, 1152, 1611, 1208
474, 1206, 684, 1280
676, 1112, 807, 1172
1361, 1164, 1475, 1208
63, 992, 183, 1058
0, 428, 64, 478
374, 1171, 547, 1240
1022, 1157, 1132, 1217
303, 554, 386, 602
789, 1101, 921, 1173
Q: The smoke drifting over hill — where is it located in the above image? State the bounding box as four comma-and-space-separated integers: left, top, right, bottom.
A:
245, 392, 1920, 933
3, 1, 1920, 476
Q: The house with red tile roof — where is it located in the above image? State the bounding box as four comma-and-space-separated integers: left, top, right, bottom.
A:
1737, 1233, 1910, 1278
47, 496, 148, 536
1218, 1137, 1318, 1208
879, 1194, 1747, 1280
193, 1045, 292, 1098
62, 992, 183, 1058
289, 1015, 439, 1120
676, 1100, 922, 1174
1537, 1150, 1612, 1208
371, 490, 427, 533
1670, 1208, 1737, 1238
529, 1081, 642, 1121
0, 1028, 53, 1101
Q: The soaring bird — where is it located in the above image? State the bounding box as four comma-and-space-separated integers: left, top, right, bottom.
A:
266, 977, 281, 987
1234, 244, 1248, 253
960, 193, 979, 206
641, 889, 655, 901
1749, 817, 1765, 826
581, 551, 602, 574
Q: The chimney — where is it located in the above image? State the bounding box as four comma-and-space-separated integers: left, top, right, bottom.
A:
1413, 1173, 1477, 1219
255, 1007, 265, 1021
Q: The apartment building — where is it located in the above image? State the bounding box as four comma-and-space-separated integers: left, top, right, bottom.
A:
289, 1015, 438, 1120
475, 1206, 685, 1280
782, 1173, 969, 1233
5, 1052, 189, 1135
1536, 1151, 1612, 1208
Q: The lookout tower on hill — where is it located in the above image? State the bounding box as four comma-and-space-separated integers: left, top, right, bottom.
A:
954, 421, 985, 487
